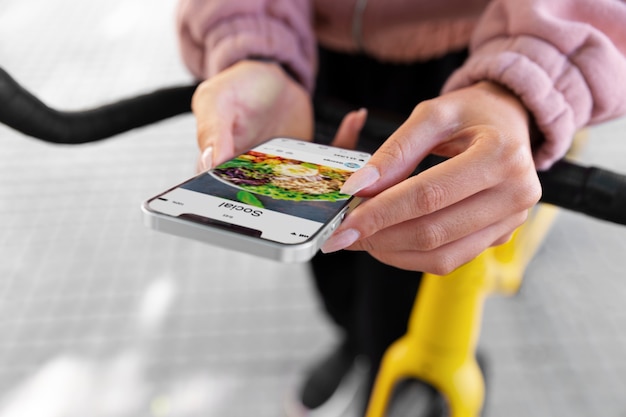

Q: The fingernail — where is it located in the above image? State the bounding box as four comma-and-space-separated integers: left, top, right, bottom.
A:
200, 147, 213, 171
340, 165, 380, 195
321, 229, 360, 253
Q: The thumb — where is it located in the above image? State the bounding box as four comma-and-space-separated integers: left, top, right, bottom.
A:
195, 108, 236, 171
330, 108, 367, 150
339, 108, 449, 196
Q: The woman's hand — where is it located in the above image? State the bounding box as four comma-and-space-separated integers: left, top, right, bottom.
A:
321, 81, 542, 275
191, 60, 314, 170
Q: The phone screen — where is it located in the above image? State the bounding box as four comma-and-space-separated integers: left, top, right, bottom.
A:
146, 138, 371, 245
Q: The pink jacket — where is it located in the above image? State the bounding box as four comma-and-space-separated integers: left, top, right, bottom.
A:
177, 0, 626, 169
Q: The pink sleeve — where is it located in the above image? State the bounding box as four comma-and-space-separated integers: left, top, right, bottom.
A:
176, 0, 316, 92
443, 0, 626, 170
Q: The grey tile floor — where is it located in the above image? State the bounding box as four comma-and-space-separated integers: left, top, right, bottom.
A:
1, 1, 625, 416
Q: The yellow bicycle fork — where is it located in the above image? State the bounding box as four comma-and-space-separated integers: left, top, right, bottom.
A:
365, 202, 560, 417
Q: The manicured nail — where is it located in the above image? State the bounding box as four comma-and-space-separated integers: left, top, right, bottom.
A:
321, 229, 360, 253
340, 165, 380, 195
200, 147, 213, 171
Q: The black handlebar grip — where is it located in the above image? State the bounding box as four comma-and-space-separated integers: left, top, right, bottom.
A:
539, 160, 626, 225
0, 67, 197, 144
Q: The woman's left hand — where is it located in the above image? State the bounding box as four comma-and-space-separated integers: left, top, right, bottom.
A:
321, 81, 542, 275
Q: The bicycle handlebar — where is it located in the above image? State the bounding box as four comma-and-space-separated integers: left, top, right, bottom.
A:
538, 161, 626, 225
1, 66, 625, 226
0, 68, 196, 144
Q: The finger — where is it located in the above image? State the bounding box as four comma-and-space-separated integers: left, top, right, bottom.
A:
330, 108, 367, 150
339, 101, 456, 196
327, 139, 507, 251
363, 212, 529, 275
195, 154, 205, 173
344, 187, 531, 253
191, 84, 236, 170
491, 230, 515, 247
197, 119, 235, 170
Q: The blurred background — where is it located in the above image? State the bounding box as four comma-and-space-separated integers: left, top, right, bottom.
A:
1, 1, 625, 416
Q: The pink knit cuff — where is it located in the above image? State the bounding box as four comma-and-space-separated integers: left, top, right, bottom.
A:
202, 16, 315, 92
443, 37, 592, 170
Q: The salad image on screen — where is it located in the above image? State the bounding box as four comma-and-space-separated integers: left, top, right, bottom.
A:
210, 151, 352, 202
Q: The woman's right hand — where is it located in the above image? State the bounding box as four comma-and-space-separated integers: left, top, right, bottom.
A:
191, 60, 314, 171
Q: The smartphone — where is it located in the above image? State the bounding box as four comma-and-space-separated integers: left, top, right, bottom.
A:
142, 138, 372, 262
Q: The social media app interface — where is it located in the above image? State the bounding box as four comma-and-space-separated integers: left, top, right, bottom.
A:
148, 139, 371, 244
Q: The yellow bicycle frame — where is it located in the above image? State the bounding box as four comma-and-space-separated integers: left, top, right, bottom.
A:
365, 203, 559, 417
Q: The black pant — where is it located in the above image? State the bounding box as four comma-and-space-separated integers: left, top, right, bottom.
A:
310, 46, 468, 387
